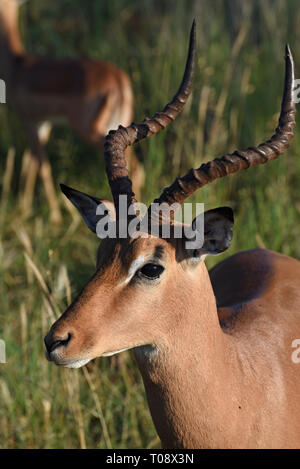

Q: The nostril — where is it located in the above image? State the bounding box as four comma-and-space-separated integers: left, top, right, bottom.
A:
50, 333, 71, 352
44, 332, 72, 354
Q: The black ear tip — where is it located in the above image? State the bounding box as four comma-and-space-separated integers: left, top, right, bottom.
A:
60, 183, 72, 193
60, 183, 73, 199
206, 206, 234, 222
221, 206, 234, 223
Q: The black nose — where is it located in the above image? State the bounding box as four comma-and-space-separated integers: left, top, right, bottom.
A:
44, 331, 71, 354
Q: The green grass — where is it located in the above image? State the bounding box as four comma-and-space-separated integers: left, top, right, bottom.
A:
0, 0, 300, 448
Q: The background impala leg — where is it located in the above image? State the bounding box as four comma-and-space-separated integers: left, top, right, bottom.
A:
19, 149, 39, 218
26, 122, 62, 224
39, 156, 62, 224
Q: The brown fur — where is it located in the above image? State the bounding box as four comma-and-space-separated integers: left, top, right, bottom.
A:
45, 233, 300, 448
42, 12, 300, 448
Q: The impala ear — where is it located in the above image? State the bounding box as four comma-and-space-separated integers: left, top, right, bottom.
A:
60, 184, 116, 233
191, 207, 234, 257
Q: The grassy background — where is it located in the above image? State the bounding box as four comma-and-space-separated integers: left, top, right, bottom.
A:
0, 0, 300, 448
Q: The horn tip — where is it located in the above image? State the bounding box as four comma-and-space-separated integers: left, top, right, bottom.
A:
284, 44, 295, 81
191, 18, 196, 37
285, 43, 293, 60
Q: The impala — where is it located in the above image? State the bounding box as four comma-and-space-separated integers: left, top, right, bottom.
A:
0, 0, 143, 223
44, 22, 300, 448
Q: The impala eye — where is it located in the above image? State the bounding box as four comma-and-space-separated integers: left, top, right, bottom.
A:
138, 263, 164, 280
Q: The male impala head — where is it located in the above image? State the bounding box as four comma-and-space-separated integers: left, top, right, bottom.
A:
44, 22, 295, 368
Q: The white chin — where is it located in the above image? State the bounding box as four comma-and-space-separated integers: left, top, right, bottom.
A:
63, 358, 91, 369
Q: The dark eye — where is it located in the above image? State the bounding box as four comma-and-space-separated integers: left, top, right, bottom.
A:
138, 263, 164, 280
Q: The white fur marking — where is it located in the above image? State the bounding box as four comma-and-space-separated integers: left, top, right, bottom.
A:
63, 358, 91, 369
119, 255, 145, 287
102, 347, 131, 357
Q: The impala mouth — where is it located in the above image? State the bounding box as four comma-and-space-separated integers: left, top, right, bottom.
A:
45, 348, 91, 368
45, 341, 132, 367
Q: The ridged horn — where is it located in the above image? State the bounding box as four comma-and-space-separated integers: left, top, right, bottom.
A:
104, 20, 197, 214
154, 45, 296, 207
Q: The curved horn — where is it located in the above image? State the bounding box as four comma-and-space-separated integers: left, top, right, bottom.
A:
155, 45, 296, 207
104, 20, 196, 213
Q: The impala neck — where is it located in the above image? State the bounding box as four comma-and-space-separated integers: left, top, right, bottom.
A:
134, 262, 236, 448
0, 4, 24, 80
